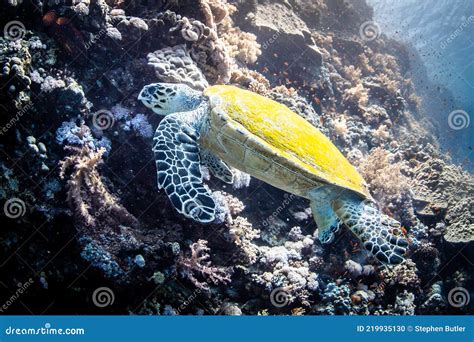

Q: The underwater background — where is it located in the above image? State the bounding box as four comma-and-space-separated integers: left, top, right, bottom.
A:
0, 0, 473, 315
369, 0, 474, 170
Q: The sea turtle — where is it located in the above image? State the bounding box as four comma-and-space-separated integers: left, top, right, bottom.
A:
138, 83, 408, 264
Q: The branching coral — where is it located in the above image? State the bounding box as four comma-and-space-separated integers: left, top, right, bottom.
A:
56, 121, 111, 153
178, 239, 232, 292
314, 282, 351, 314
221, 26, 261, 64
217, 3, 261, 65
343, 65, 362, 85
212, 190, 245, 223
343, 82, 369, 108
357, 147, 414, 221
332, 115, 348, 137
228, 216, 260, 265
59, 144, 136, 228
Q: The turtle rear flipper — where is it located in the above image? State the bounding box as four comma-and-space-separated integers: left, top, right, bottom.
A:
333, 198, 408, 264
153, 115, 216, 223
200, 149, 234, 184
310, 187, 341, 244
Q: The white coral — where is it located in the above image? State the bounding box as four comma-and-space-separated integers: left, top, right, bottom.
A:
147, 45, 209, 90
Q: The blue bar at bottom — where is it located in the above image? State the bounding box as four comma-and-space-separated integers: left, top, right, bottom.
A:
0, 315, 472, 342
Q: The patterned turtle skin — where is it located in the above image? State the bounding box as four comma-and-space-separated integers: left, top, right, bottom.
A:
138, 83, 409, 265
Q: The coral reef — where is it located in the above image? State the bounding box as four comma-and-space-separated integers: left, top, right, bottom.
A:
357, 147, 415, 224
147, 45, 209, 91
59, 144, 135, 228
178, 240, 232, 292
0, 0, 472, 316
411, 158, 474, 243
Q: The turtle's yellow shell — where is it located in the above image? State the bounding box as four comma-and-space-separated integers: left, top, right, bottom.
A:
202, 85, 370, 199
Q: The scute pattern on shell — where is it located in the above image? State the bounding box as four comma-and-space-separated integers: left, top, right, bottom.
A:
202, 85, 370, 198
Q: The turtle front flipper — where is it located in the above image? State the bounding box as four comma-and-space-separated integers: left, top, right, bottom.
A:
332, 198, 408, 264
153, 115, 216, 223
200, 149, 234, 184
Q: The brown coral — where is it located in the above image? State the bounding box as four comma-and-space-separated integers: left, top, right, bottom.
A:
178, 239, 232, 292
230, 68, 270, 95
381, 259, 420, 291
357, 147, 414, 221
59, 142, 136, 228
228, 216, 260, 265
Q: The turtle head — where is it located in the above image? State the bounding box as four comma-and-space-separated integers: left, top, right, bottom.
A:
138, 83, 204, 115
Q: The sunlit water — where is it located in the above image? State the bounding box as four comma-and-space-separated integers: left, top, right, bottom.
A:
369, 0, 474, 168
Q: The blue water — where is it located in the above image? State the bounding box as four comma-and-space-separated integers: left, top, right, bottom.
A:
369, 0, 474, 168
